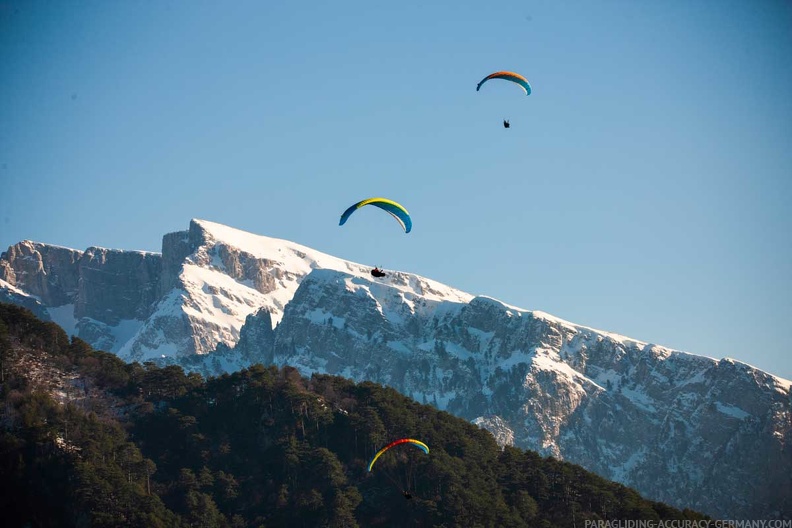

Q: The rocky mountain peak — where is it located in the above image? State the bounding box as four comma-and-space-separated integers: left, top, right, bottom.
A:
1, 218, 790, 519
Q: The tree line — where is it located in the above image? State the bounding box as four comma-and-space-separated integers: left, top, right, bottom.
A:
0, 303, 709, 527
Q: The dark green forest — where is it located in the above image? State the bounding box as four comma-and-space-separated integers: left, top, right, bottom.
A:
0, 303, 709, 527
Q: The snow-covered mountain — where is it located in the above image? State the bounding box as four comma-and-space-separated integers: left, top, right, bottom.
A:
2, 219, 790, 519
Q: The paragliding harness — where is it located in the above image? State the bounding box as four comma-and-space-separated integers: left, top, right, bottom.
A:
371, 267, 387, 278
503, 119, 510, 128
402, 491, 413, 500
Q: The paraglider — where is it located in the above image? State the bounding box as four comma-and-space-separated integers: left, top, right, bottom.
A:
339, 197, 412, 234
368, 438, 430, 499
340, 198, 410, 278
368, 438, 429, 472
476, 71, 532, 95
477, 71, 530, 128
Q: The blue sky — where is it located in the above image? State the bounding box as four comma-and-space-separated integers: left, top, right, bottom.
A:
1, 1, 791, 379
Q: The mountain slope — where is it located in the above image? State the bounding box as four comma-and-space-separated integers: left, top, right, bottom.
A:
225, 267, 791, 518
1, 219, 790, 519
0, 302, 711, 528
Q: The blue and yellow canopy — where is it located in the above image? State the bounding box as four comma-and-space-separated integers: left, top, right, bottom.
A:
339, 197, 412, 234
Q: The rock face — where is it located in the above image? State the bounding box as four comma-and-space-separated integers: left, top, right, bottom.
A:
159, 229, 196, 298
0, 241, 160, 352
75, 247, 161, 324
1, 219, 790, 519
0, 241, 82, 306
117, 219, 341, 362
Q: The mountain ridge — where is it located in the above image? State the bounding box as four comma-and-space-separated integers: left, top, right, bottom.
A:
0, 302, 713, 527
1, 218, 790, 519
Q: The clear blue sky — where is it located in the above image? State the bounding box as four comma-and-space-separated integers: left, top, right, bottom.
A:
2, 1, 790, 379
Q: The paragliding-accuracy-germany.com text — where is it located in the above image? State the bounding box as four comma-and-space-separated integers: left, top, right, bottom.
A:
584, 521, 792, 528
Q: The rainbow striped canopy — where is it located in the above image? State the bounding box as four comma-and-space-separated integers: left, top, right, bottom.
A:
367, 438, 429, 472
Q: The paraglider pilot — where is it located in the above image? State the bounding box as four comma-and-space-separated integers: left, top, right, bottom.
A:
503, 119, 510, 128
402, 490, 413, 500
371, 267, 387, 278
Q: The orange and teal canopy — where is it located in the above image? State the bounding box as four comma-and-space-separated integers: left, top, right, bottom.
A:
476, 71, 532, 95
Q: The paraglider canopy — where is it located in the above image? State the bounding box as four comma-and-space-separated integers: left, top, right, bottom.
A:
476, 71, 532, 96
367, 438, 429, 472
339, 197, 412, 233
368, 438, 429, 499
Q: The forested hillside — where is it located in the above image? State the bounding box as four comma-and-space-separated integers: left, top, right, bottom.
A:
0, 303, 708, 527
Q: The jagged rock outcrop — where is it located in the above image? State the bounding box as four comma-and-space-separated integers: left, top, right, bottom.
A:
0, 241, 82, 306
233, 308, 275, 364
184, 308, 276, 375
